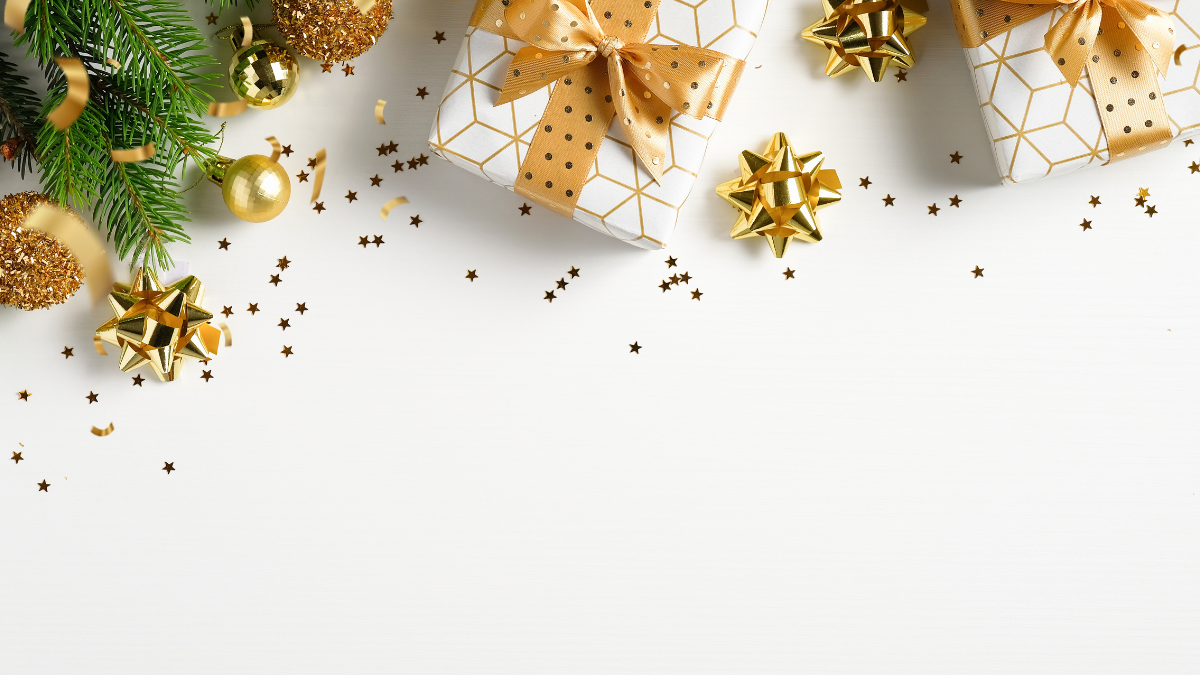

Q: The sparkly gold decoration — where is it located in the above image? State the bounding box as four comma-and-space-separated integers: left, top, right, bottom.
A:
803, 0, 926, 82
272, 0, 392, 63
716, 133, 842, 258
47, 57, 89, 130
0, 192, 85, 311
206, 153, 291, 222
95, 267, 222, 382
91, 423, 114, 437
227, 24, 300, 110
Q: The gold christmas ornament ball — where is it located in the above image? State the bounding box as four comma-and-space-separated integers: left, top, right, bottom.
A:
209, 154, 291, 223
0, 192, 85, 311
272, 0, 392, 62
230, 41, 300, 109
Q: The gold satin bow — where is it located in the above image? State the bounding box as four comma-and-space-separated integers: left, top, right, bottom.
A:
1031, 0, 1174, 86
496, 0, 738, 183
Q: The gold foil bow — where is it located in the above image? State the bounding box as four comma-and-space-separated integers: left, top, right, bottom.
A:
803, 0, 928, 82
717, 133, 842, 258
951, 0, 1176, 162
470, 0, 745, 217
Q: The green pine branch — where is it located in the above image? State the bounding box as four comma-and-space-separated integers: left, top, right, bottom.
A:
0, 51, 43, 177
18, 0, 220, 272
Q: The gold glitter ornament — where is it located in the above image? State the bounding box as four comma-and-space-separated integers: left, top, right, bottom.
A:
228, 25, 300, 109
272, 0, 391, 63
0, 192, 85, 311
206, 154, 291, 222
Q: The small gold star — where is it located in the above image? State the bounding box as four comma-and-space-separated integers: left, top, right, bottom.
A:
665, 257, 677, 268
950, 152, 963, 164
62, 346, 74, 359
410, 215, 422, 227
218, 238, 231, 250
371, 235, 385, 247
882, 195, 895, 206
407, 158, 420, 170
281, 346, 294, 358
568, 267, 580, 278
418, 154, 429, 166
678, 272, 691, 284
296, 170, 309, 182
277, 256, 291, 270
1146, 205, 1158, 217
281, 145, 293, 157
433, 31, 446, 43
221, 306, 233, 318
313, 202, 326, 214
895, 69, 908, 81
1089, 196, 1102, 207
296, 303, 308, 314
466, 270, 478, 282
11, 452, 22, 464
1186, 139, 1195, 147
342, 64, 355, 76
417, 87, 430, 99
86, 391, 99, 404
278, 318, 291, 331
386, 142, 398, 154
949, 195, 962, 207
307, 157, 318, 168
162, 462, 175, 474
321, 62, 333, 73
928, 203, 940, 216
1080, 219, 1092, 231
376, 143, 389, 156
37, 480, 49, 492
1135, 196, 1148, 207
392, 160, 405, 172
971, 266, 984, 278
669, 274, 680, 285
659, 280, 672, 292
205, 13, 218, 24
269, 274, 282, 286
544, 290, 557, 303
132, 374, 145, 386
783, 268, 795, 279
200, 370, 213, 382
556, 278, 568, 290
247, 303, 260, 315
370, 174, 383, 187
1138, 187, 1151, 198
691, 288, 703, 301
629, 342, 642, 354
345, 190, 358, 203
17, 390, 29, 401
358, 236, 370, 248
1190, 162, 1199, 174
859, 176, 871, 189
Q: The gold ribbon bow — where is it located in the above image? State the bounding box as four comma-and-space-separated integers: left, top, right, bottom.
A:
803, 0, 928, 82
475, 0, 745, 217
952, 0, 1176, 162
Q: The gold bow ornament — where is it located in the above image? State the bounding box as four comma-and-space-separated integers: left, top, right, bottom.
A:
951, 0, 1177, 163
803, 0, 929, 82
95, 268, 222, 382
470, 0, 746, 217
716, 133, 842, 258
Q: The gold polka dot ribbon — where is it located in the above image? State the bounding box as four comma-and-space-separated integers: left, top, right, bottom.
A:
470, 0, 746, 217
951, 0, 1175, 163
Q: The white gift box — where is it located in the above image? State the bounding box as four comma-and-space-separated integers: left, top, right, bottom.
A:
962, 1, 1200, 184
428, 1, 769, 249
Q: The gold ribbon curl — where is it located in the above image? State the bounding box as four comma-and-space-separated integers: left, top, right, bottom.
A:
951, 0, 1176, 163
477, 0, 746, 217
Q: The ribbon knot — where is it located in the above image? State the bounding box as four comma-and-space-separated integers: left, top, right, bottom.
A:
597, 35, 624, 58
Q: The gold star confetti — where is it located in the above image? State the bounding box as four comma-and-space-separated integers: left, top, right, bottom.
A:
392, 160, 405, 172
342, 64, 355, 76
218, 238, 231, 250
1135, 195, 1148, 207
665, 257, 677, 268
85, 391, 98, 403
281, 145, 293, 157
691, 289, 703, 301
466, 270, 478, 282
418, 154, 429, 166
410, 215, 422, 227
416, 87, 429, 99
783, 268, 795, 279
1138, 188, 1151, 198
321, 62, 333, 73
163, 462, 175, 474
296, 170, 309, 182
11, 452, 22, 463
882, 195, 895, 206
277, 256, 291, 270
1146, 205, 1158, 217
269, 274, 282, 286
669, 274, 680, 286
313, 202, 326, 214
221, 306, 233, 318
1089, 196, 1102, 207
1190, 162, 1199, 174
971, 266, 984, 278
200, 370, 213, 382
568, 267, 580, 278
659, 280, 672, 292
928, 203, 940, 216
1185, 139, 1195, 147
369, 174, 383, 187
371, 235, 384, 247
358, 236, 370, 248
62, 346, 74, 359
131, 374, 144, 386
17, 390, 30, 401
859, 176, 871, 189
407, 158, 419, 170
206, 13, 218, 24
544, 291, 556, 303
950, 152, 963, 164
895, 69, 908, 81
556, 278, 568, 290
386, 142, 398, 154
281, 346, 294, 358
344, 191, 358, 204
296, 303, 308, 314
1080, 219, 1092, 231
949, 195, 962, 208
278, 318, 291, 330
38, 480, 49, 492
247, 303, 260, 315
678, 272, 691, 284
376, 143, 388, 156
433, 31, 446, 43
629, 342, 641, 354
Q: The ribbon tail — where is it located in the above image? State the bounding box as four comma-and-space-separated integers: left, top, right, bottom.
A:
1113, 1, 1175, 76
1044, 0, 1103, 87
610, 55, 669, 183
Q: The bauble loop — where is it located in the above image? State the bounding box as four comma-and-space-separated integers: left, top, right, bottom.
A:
272, 0, 392, 62
0, 192, 85, 311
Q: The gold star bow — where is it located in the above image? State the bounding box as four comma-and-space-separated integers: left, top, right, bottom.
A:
803, 0, 928, 82
95, 268, 222, 381
717, 133, 842, 258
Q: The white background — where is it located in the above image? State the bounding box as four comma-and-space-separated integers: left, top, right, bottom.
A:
2, 1, 1198, 673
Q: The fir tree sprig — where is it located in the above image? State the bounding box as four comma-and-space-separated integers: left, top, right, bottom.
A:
0, 51, 43, 177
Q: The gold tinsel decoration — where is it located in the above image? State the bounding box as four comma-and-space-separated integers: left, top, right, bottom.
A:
0, 192, 85, 311
272, 0, 392, 63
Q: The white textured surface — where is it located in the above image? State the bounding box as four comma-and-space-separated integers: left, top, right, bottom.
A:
1, 0, 1199, 673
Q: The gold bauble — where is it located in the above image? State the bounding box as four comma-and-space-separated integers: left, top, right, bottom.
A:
272, 0, 392, 62
0, 192, 85, 310
229, 41, 300, 109
208, 155, 291, 223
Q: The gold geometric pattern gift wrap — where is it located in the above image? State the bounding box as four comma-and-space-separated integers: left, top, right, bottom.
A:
954, 0, 1200, 184
428, 0, 768, 249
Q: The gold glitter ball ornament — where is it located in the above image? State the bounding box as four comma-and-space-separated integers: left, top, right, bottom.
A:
272, 0, 392, 62
0, 192, 85, 311
229, 35, 300, 110
207, 154, 292, 222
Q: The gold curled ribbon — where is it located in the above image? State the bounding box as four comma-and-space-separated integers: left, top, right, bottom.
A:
93, 335, 108, 356
471, 0, 745, 217
208, 100, 248, 117
265, 136, 282, 163
218, 322, 232, 347
375, 99, 387, 124
1175, 44, 1196, 66
310, 148, 326, 203
24, 203, 114, 305
353, 0, 376, 15
110, 142, 155, 163
380, 196, 409, 220
106, 58, 121, 71
91, 423, 115, 437
47, 58, 90, 131
3, 0, 29, 32
951, 0, 1175, 162
240, 16, 253, 47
